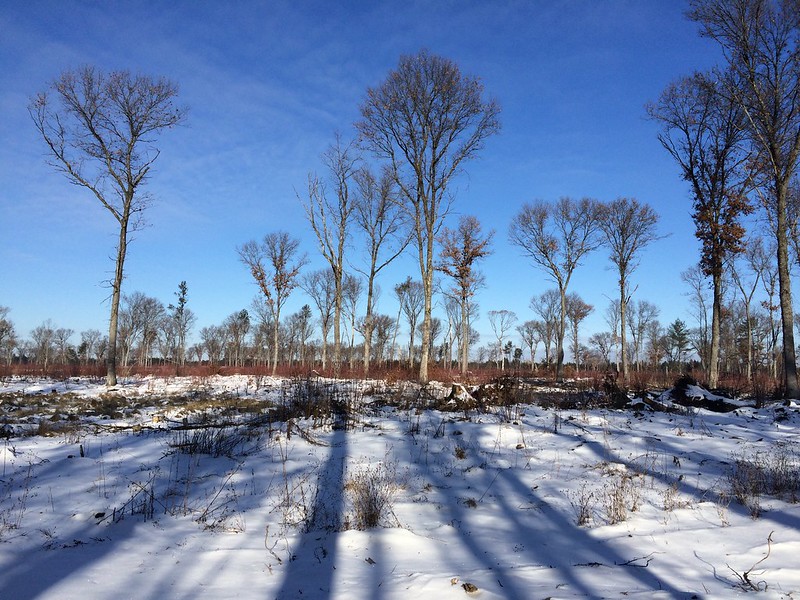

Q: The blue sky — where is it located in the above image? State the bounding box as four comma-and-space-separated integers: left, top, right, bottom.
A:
1, 1, 731, 352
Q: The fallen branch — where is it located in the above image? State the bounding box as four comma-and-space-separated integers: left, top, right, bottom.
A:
727, 531, 774, 592
616, 553, 655, 568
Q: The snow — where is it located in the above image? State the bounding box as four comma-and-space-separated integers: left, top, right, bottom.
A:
1, 376, 799, 599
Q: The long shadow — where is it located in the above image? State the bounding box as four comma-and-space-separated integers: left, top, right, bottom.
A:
274, 425, 348, 599
0, 513, 140, 599
0, 430, 171, 598
569, 411, 800, 531
400, 413, 694, 598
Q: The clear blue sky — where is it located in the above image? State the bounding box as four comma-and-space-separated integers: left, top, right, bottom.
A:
1, 1, 735, 353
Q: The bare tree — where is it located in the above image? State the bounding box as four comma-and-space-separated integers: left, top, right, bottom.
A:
300, 269, 336, 370
353, 166, 410, 376
394, 277, 425, 369
342, 274, 363, 370
604, 299, 622, 370
53, 328, 74, 365
688, 0, 800, 396
0, 307, 17, 367
510, 197, 604, 380
301, 135, 359, 375
357, 50, 501, 382
648, 70, 751, 389
288, 305, 314, 367
437, 215, 493, 375
598, 197, 662, 382
681, 265, 717, 372
530, 290, 560, 367
238, 232, 308, 375
30, 320, 55, 371
30, 67, 186, 386
729, 238, 764, 380
488, 310, 517, 371
565, 293, 593, 372
627, 300, 660, 371
200, 325, 225, 366
222, 310, 250, 368
117, 292, 163, 368
79, 328, 102, 365
517, 320, 541, 373
589, 332, 614, 370
371, 314, 395, 366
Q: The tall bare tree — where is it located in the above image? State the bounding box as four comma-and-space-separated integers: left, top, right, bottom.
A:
301, 135, 359, 375
510, 197, 604, 380
729, 237, 767, 380
357, 50, 501, 383
30, 67, 186, 386
342, 273, 363, 370
688, 0, 800, 396
238, 232, 308, 375
353, 166, 410, 376
394, 277, 425, 369
598, 198, 663, 382
648, 70, 751, 389
300, 269, 336, 370
530, 290, 561, 367
437, 215, 493, 375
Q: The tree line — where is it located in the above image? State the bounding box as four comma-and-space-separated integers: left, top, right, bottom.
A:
16, 1, 800, 395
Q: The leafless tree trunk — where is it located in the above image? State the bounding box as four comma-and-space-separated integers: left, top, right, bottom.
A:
357, 50, 500, 383
517, 320, 541, 373
29, 67, 186, 386
394, 277, 424, 370
530, 290, 561, 368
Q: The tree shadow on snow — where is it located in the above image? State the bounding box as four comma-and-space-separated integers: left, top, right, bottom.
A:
400, 418, 694, 599
274, 425, 348, 599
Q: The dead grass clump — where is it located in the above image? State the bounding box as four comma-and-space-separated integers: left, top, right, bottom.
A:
169, 427, 250, 458
345, 462, 398, 530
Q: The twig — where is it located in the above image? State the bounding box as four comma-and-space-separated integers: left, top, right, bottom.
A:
616, 553, 655, 568
727, 531, 774, 592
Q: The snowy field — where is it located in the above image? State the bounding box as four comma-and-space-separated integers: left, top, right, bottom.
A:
1, 375, 799, 599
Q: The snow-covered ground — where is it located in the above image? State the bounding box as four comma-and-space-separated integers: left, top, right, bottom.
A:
1, 375, 799, 599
